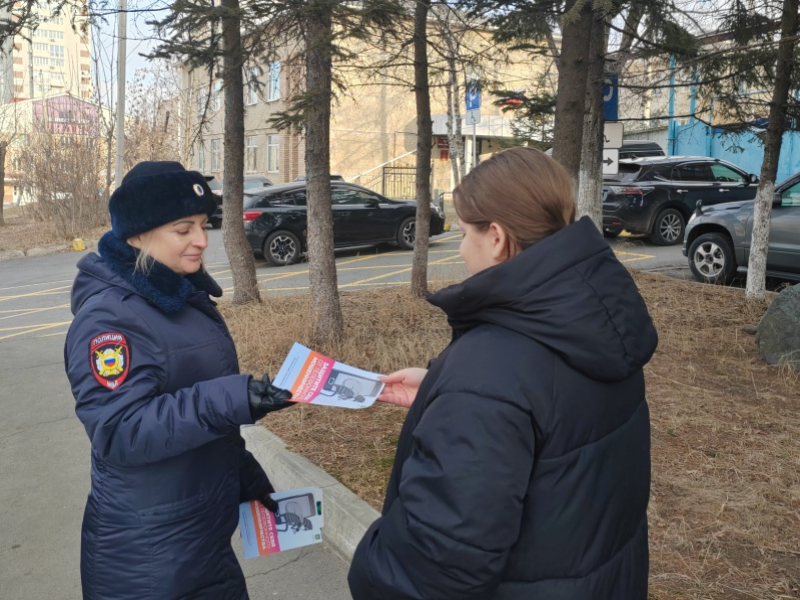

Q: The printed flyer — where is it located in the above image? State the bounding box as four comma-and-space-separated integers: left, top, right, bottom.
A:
239, 487, 324, 559
274, 342, 384, 409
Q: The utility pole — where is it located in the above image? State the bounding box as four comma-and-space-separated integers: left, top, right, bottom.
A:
114, 0, 127, 188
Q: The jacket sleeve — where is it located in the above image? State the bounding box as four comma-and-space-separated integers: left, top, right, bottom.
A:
65, 302, 253, 467
238, 435, 275, 501
348, 391, 535, 600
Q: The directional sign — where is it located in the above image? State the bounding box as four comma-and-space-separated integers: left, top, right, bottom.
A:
466, 80, 481, 111
603, 122, 623, 149
603, 73, 619, 122
602, 149, 619, 175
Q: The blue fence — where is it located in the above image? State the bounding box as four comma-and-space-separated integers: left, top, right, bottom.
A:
671, 121, 800, 183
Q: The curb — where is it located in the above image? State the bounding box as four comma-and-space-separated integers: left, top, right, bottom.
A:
240, 424, 379, 562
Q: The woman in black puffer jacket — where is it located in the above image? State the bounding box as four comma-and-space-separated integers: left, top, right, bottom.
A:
348, 147, 658, 600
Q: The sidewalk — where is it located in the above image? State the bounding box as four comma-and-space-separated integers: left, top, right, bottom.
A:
0, 332, 371, 599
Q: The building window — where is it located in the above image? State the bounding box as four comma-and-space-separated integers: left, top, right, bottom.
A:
197, 86, 208, 114
266, 134, 279, 172
35, 29, 64, 39
210, 139, 221, 172
32, 56, 48, 66
210, 81, 222, 111
246, 68, 258, 106
268, 62, 280, 101
33, 42, 48, 52
197, 142, 205, 172
50, 45, 64, 57
246, 136, 259, 173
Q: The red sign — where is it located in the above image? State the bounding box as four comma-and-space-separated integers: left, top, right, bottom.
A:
437, 137, 449, 149
440, 149, 449, 161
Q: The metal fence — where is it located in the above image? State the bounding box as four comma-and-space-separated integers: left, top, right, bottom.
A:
382, 166, 417, 199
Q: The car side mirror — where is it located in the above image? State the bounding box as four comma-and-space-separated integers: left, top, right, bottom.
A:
748, 173, 760, 184
773, 192, 782, 207
365, 198, 380, 208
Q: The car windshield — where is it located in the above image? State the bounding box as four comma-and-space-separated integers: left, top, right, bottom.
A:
206, 178, 222, 192
604, 164, 641, 184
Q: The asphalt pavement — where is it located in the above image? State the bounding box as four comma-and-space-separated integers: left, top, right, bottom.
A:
0, 229, 686, 598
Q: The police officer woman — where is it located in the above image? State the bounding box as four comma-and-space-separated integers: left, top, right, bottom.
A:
64, 161, 293, 600
348, 147, 658, 599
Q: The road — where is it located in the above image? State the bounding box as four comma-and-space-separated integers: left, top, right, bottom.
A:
0, 229, 686, 599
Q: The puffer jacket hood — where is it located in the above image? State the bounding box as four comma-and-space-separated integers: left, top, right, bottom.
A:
429, 216, 658, 382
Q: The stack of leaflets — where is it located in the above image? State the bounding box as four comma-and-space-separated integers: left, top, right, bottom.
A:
239, 487, 324, 558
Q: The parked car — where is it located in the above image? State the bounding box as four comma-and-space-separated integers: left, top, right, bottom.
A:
545, 139, 665, 160
602, 156, 760, 245
683, 173, 800, 284
242, 181, 446, 266
293, 174, 344, 181
204, 174, 274, 228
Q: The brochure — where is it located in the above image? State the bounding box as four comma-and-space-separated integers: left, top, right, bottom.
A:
274, 342, 384, 409
239, 487, 324, 558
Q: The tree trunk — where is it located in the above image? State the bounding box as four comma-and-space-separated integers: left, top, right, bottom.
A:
576, 12, 606, 229
411, 0, 432, 298
306, 1, 343, 344
551, 0, 594, 195
441, 15, 464, 187
745, 0, 798, 300
221, 0, 261, 304
0, 142, 6, 226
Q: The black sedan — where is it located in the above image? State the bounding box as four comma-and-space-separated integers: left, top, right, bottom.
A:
242, 182, 446, 265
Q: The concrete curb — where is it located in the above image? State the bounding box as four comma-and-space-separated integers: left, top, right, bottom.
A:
0, 238, 100, 263
240, 424, 379, 562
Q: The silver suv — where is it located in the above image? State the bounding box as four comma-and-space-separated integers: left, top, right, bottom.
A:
683, 173, 800, 283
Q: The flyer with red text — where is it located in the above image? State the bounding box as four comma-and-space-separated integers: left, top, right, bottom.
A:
274, 343, 384, 409
239, 487, 324, 559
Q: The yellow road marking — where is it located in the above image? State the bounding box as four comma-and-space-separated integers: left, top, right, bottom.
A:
0, 303, 71, 320
0, 285, 72, 302
0, 279, 73, 292
0, 321, 72, 341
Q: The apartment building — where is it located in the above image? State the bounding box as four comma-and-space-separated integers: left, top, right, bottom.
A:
0, 3, 93, 102
183, 23, 555, 195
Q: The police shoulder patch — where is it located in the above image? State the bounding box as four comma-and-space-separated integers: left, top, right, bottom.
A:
89, 332, 131, 390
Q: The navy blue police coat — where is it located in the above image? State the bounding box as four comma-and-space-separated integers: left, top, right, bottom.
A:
348, 217, 659, 600
64, 232, 270, 600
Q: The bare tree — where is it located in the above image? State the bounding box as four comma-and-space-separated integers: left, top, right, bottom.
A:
411, 0, 433, 297
745, 0, 799, 300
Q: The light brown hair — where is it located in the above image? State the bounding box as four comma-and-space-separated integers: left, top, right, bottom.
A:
453, 146, 576, 257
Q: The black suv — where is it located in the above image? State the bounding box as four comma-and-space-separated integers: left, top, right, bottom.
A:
603, 157, 759, 245
243, 181, 446, 265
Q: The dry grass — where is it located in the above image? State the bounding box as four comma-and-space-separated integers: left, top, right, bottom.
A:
0, 206, 107, 253
222, 272, 800, 600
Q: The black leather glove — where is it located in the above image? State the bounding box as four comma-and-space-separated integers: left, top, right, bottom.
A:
247, 374, 293, 421
260, 494, 279, 513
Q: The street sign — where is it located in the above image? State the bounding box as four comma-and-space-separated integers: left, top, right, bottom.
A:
466, 80, 481, 111
603, 122, 623, 149
602, 149, 619, 175
466, 79, 481, 125
603, 73, 619, 122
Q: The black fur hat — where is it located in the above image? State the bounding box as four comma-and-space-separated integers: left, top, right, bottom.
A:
109, 161, 217, 240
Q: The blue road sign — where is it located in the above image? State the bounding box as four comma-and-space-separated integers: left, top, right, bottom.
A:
603, 73, 619, 121
466, 81, 481, 111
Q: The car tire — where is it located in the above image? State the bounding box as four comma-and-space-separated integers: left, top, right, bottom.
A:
649, 208, 685, 245
603, 230, 621, 239
263, 230, 301, 266
396, 217, 416, 251
688, 233, 736, 284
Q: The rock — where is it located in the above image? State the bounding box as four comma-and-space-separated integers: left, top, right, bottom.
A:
756, 284, 800, 369
742, 325, 758, 336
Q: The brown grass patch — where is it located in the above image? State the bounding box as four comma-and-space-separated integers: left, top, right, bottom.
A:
222, 272, 800, 599
0, 207, 107, 253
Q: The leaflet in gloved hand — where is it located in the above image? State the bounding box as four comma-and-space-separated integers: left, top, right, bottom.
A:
273, 342, 383, 409
239, 487, 323, 558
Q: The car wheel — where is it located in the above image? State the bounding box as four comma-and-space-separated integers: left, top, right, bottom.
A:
603, 230, 621, 239
263, 231, 301, 266
688, 233, 736, 284
650, 208, 685, 245
396, 217, 416, 251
